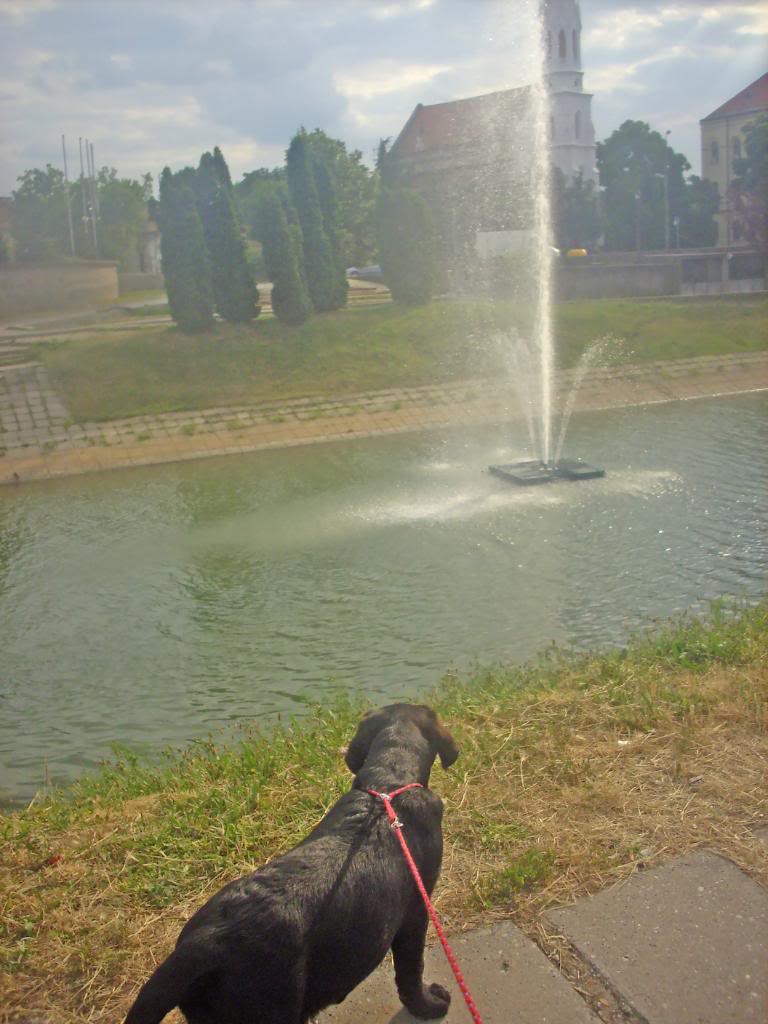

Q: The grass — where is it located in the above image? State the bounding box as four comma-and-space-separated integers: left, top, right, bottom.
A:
1, 599, 766, 1022
33, 296, 768, 423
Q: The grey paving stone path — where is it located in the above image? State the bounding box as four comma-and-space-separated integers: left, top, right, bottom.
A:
547, 850, 768, 1024
0, 364, 72, 449
318, 920, 598, 1024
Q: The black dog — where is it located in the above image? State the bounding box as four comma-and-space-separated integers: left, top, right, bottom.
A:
125, 703, 459, 1024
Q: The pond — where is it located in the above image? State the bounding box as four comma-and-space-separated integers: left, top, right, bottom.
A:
1, 393, 766, 805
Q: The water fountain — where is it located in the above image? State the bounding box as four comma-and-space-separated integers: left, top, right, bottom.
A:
488, 0, 604, 486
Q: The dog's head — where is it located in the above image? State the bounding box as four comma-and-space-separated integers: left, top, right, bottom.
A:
344, 704, 459, 775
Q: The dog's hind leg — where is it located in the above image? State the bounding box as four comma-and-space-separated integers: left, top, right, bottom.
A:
391, 911, 451, 1020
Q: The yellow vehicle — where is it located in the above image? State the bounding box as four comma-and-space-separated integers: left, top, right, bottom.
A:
566, 248, 589, 258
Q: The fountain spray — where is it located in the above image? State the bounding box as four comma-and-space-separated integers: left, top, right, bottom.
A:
488, 0, 604, 486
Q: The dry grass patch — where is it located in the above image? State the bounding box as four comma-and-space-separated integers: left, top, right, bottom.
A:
1, 604, 766, 1023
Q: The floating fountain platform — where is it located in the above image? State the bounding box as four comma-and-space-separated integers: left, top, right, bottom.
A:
489, 459, 605, 486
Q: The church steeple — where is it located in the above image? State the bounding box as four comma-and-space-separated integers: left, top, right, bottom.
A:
540, 0, 598, 185
542, 0, 583, 92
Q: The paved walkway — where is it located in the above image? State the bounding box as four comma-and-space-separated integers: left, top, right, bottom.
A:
1, 351, 766, 486
318, 830, 768, 1024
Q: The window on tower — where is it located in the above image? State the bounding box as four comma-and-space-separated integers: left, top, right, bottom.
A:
559, 30, 566, 59
733, 137, 742, 159
574, 111, 581, 139
710, 140, 719, 164
573, 30, 579, 61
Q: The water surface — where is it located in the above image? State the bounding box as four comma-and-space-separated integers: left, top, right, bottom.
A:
1, 394, 765, 804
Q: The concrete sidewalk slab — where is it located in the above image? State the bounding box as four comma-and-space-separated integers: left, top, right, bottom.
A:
547, 851, 768, 1024
318, 920, 597, 1024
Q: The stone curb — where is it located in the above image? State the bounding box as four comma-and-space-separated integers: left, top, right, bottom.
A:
1, 352, 767, 485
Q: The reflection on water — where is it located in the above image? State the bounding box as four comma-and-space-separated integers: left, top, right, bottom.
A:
1, 394, 766, 804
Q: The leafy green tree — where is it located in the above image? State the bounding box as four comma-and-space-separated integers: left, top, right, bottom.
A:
13, 164, 151, 267
260, 192, 313, 325
303, 129, 378, 267
598, 121, 689, 251
195, 150, 258, 323
93, 169, 152, 269
286, 132, 340, 312
235, 168, 287, 242
551, 169, 602, 250
159, 167, 215, 333
11, 165, 70, 261
377, 178, 437, 305
731, 114, 768, 248
677, 176, 719, 248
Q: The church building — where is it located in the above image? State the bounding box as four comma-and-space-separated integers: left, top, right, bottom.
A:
386, 0, 597, 259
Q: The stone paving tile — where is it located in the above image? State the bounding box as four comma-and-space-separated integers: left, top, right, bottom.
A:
319, 921, 597, 1024
547, 851, 768, 1024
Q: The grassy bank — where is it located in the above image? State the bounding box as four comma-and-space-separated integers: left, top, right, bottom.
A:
2, 601, 766, 1022
36, 296, 768, 422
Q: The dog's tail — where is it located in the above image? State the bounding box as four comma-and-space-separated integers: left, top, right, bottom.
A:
124, 939, 215, 1024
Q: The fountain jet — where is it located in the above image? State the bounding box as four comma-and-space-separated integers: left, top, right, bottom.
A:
489, 1, 604, 486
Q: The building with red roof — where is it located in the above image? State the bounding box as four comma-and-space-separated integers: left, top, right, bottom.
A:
387, 0, 597, 265
700, 72, 768, 246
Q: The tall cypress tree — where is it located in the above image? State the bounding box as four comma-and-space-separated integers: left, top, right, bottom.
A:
159, 167, 214, 333
196, 150, 259, 323
309, 147, 347, 308
212, 146, 233, 192
286, 133, 339, 313
260, 192, 313, 325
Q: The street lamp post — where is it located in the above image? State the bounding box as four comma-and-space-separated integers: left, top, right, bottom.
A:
662, 130, 672, 250
655, 171, 670, 250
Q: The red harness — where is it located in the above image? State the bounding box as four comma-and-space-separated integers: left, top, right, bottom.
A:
366, 784, 484, 1024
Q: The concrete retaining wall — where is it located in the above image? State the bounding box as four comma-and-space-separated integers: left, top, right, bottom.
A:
557, 261, 681, 300
554, 248, 766, 301
118, 271, 164, 294
0, 261, 119, 318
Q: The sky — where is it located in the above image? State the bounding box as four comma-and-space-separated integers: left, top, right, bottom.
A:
0, 0, 766, 195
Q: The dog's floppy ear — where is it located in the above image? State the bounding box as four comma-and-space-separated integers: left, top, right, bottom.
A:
418, 708, 459, 769
344, 710, 385, 774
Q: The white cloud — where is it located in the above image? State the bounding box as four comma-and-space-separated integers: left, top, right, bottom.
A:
334, 59, 452, 100
109, 54, 135, 71
0, 0, 56, 23
124, 98, 203, 126
586, 8, 692, 50
369, 0, 436, 21
586, 1, 768, 49
204, 59, 234, 79
587, 44, 693, 94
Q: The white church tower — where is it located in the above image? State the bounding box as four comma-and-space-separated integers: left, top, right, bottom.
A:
541, 0, 598, 185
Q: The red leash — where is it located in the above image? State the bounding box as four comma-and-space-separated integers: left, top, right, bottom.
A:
367, 784, 484, 1024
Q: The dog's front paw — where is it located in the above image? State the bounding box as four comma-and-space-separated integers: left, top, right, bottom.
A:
403, 981, 451, 1019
